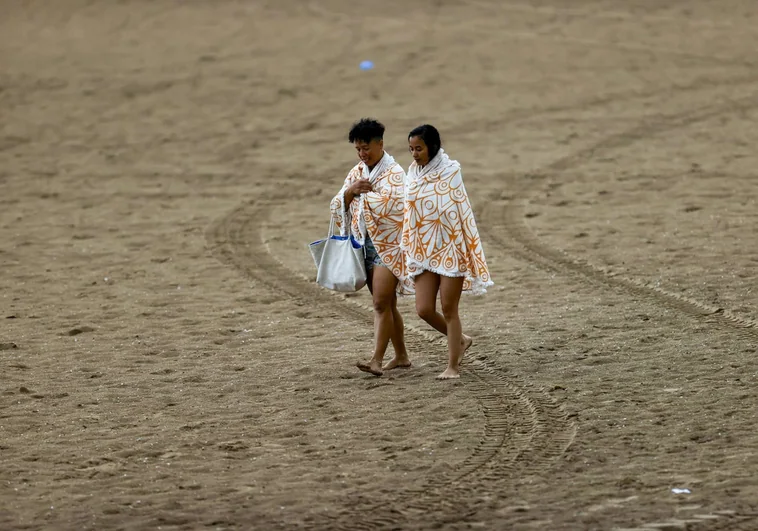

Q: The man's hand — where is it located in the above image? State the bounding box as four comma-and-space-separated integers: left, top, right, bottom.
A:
345, 179, 373, 205
349, 179, 373, 196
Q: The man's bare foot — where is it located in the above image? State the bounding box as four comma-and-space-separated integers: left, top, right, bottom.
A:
356, 360, 383, 376
383, 357, 412, 370
436, 366, 461, 380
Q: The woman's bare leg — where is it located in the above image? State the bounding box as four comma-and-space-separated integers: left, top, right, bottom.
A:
437, 275, 466, 379
414, 270, 444, 333
357, 266, 399, 376
414, 271, 472, 353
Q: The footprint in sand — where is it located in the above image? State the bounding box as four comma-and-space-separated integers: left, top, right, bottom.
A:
67, 326, 95, 336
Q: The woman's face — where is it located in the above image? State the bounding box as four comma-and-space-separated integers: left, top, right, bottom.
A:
408, 136, 429, 166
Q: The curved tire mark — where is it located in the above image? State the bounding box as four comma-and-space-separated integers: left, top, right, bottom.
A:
206, 198, 575, 529
481, 92, 758, 340
617, 510, 758, 531
478, 88, 758, 531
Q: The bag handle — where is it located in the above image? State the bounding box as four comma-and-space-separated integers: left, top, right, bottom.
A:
327, 214, 366, 256
329, 210, 351, 238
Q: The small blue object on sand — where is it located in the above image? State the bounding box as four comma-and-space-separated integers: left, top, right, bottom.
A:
359, 60, 374, 70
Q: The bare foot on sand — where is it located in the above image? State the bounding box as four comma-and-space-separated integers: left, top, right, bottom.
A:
436, 367, 461, 380
383, 357, 412, 370
436, 335, 471, 380
357, 360, 383, 376
462, 334, 473, 355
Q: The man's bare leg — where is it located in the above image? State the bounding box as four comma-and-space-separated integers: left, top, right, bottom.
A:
383, 299, 411, 370
357, 267, 399, 376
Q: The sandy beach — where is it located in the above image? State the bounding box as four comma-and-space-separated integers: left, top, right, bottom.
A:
2, 1, 758, 529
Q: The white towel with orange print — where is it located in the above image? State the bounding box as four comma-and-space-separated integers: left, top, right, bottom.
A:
402, 149, 493, 295
330, 152, 413, 294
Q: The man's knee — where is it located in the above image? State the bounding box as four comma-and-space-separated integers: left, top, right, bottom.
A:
373, 297, 393, 314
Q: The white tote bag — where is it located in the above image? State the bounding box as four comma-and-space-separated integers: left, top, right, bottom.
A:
308, 218, 367, 292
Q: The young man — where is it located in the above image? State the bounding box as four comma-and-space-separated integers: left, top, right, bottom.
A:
330, 118, 413, 375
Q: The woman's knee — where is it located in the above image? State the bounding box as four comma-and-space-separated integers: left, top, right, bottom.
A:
416, 302, 436, 322
441, 301, 459, 322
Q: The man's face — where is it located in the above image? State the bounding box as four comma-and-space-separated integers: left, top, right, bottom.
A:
354, 138, 384, 167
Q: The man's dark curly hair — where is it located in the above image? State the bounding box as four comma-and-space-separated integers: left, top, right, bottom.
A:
348, 118, 385, 143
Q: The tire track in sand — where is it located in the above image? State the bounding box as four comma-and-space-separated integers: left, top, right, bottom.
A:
480, 91, 758, 340
615, 509, 758, 531
478, 88, 758, 530
462, 0, 757, 67
206, 198, 575, 529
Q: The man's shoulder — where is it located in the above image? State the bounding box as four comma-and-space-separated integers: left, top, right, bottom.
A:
346, 162, 364, 179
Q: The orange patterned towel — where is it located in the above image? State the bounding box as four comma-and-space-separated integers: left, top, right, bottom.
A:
402, 149, 493, 295
330, 152, 414, 294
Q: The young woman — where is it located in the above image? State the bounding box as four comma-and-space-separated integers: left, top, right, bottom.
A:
403, 124, 493, 379
330, 118, 414, 376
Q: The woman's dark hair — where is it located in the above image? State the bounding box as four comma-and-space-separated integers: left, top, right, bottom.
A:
408, 124, 442, 160
348, 118, 385, 143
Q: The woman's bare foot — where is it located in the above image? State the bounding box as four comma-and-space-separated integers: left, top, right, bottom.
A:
383, 357, 412, 370
461, 334, 473, 354
436, 366, 461, 380
450, 335, 473, 373
356, 359, 383, 376
435, 336, 470, 380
